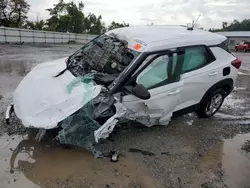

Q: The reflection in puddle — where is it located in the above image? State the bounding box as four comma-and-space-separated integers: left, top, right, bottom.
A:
223, 133, 250, 188
0, 134, 156, 188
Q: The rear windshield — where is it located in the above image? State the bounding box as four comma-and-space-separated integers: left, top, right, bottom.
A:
66, 34, 140, 77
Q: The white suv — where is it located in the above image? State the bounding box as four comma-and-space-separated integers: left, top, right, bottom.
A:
107, 26, 242, 124
9, 26, 242, 145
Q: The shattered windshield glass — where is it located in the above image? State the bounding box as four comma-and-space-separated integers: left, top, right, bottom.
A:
66, 34, 140, 77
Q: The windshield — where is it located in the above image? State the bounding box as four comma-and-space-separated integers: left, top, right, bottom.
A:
66, 34, 140, 77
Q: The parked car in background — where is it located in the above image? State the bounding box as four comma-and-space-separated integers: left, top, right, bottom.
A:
235, 41, 250, 52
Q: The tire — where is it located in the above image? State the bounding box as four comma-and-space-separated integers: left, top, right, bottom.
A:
235, 48, 238, 52
196, 88, 226, 118
244, 48, 247, 52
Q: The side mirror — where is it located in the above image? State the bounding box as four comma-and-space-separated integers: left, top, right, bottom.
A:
125, 84, 151, 100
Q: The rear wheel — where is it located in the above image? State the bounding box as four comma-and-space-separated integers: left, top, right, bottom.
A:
196, 89, 226, 118
244, 48, 247, 52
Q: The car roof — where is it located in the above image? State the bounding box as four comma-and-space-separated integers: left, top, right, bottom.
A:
106, 26, 227, 52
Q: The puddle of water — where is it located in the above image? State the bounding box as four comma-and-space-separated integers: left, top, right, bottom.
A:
223, 133, 250, 188
0, 134, 156, 188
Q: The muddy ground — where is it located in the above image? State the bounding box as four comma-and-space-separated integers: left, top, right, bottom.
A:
0, 44, 250, 188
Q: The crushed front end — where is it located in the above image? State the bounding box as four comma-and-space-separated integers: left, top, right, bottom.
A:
7, 33, 141, 157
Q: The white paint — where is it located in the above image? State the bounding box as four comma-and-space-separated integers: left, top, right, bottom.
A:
13, 58, 102, 129
122, 81, 184, 126
107, 26, 226, 52
94, 101, 127, 143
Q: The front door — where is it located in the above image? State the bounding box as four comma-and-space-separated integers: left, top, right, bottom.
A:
122, 52, 183, 126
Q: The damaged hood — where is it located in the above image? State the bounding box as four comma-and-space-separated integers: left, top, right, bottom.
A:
13, 58, 102, 129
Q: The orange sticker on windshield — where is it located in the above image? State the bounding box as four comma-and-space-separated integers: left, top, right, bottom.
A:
133, 43, 142, 51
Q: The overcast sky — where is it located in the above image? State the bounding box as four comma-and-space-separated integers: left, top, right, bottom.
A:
27, 0, 249, 29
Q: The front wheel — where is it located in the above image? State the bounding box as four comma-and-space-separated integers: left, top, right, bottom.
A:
196, 89, 226, 118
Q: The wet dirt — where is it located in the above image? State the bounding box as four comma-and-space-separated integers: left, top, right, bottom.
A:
223, 133, 250, 188
0, 135, 157, 188
0, 45, 250, 188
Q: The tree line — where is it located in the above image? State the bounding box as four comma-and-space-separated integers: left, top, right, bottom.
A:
209, 19, 250, 32
0, 0, 129, 34
1, 0, 250, 34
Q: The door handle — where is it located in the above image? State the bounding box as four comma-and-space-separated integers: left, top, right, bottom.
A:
168, 89, 180, 96
208, 72, 218, 76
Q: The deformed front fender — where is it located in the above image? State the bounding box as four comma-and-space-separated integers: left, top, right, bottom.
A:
94, 101, 127, 143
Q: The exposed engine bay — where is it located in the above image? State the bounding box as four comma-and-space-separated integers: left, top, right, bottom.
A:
61, 34, 139, 87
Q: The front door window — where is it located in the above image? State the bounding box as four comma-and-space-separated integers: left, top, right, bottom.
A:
136, 55, 170, 89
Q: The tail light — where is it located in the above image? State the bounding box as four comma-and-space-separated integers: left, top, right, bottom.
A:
231, 58, 242, 69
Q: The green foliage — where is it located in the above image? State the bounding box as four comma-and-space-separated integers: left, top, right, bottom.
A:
24, 20, 46, 30
46, 0, 85, 33
209, 19, 250, 32
108, 21, 129, 31
84, 14, 106, 34
0, 0, 129, 34
45, 0, 128, 34
0, 0, 30, 27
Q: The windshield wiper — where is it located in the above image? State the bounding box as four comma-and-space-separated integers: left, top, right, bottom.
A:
54, 55, 77, 78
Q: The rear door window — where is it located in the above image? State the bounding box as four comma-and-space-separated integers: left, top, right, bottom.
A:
181, 46, 208, 74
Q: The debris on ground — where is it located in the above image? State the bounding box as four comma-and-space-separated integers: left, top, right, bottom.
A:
110, 150, 119, 162
128, 148, 155, 156
161, 152, 170, 155
241, 140, 250, 152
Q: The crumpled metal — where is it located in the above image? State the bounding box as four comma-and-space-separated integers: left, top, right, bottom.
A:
67, 34, 129, 77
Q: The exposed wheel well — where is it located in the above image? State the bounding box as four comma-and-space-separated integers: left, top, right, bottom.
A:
200, 78, 233, 105
220, 84, 232, 96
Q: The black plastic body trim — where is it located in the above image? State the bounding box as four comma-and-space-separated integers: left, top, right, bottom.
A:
172, 104, 199, 117
200, 78, 233, 105
223, 67, 231, 76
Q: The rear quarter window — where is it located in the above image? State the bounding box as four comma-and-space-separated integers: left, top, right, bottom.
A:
181, 46, 214, 74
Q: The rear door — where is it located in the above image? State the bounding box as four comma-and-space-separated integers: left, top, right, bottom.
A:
122, 52, 183, 126
174, 45, 219, 111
